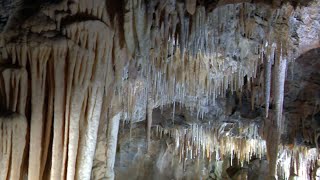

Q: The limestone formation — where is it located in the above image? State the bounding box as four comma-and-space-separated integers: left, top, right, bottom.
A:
0, 0, 319, 180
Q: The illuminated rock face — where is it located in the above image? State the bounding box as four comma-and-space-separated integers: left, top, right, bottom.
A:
0, 0, 319, 180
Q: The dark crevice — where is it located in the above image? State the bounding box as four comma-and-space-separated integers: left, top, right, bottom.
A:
60, 13, 108, 28
106, 0, 126, 49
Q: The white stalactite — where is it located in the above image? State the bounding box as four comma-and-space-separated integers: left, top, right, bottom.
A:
105, 113, 121, 180
264, 57, 272, 118
267, 45, 287, 179
274, 51, 287, 129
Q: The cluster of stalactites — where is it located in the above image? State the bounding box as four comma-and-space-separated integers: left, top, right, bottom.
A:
0, 0, 297, 179
277, 146, 318, 180
0, 5, 115, 178
119, 1, 293, 124
153, 122, 267, 166
153, 122, 319, 179
121, 50, 254, 119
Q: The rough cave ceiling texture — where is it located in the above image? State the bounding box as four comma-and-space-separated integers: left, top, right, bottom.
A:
0, 0, 320, 180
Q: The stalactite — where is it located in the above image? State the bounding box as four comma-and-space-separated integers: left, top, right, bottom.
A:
0, 67, 28, 114
65, 45, 90, 180
177, 3, 185, 57
153, 122, 268, 168
0, 114, 27, 180
262, 44, 275, 117
0, 0, 314, 179
274, 48, 287, 129
28, 45, 51, 180
105, 112, 121, 180
76, 21, 114, 180
186, 0, 196, 15
124, 0, 136, 58
51, 40, 67, 180
147, 94, 154, 152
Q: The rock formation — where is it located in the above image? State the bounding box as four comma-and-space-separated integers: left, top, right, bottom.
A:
0, 0, 319, 180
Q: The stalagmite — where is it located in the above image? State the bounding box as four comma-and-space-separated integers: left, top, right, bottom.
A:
266, 123, 279, 180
